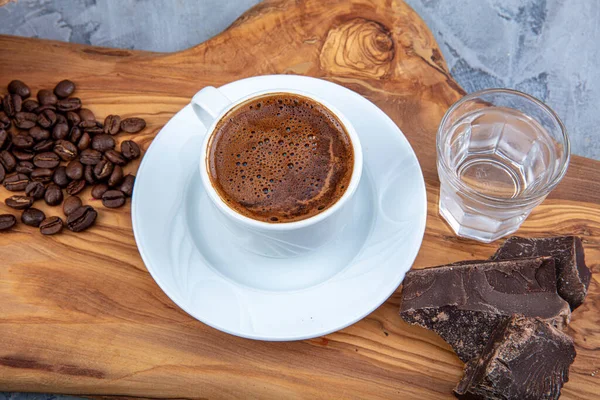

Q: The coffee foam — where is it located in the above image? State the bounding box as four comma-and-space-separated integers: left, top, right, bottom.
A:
207, 93, 354, 223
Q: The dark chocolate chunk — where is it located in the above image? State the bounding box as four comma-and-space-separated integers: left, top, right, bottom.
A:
399, 258, 570, 362
454, 315, 575, 400
492, 236, 591, 310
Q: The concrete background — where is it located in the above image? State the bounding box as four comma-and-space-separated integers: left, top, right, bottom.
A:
0, 0, 598, 398
0, 0, 599, 161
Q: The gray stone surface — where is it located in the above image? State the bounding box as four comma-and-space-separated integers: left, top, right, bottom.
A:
407, 0, 600, 160
0, 0, 598, 161
0, 0, 261, 52
0, 0, 597, 398
0, 394, 82, 400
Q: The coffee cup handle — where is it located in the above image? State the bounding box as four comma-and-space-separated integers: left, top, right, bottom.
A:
191, 86, 232, 129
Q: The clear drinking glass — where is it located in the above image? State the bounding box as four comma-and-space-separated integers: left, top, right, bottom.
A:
437, 89, 570, 243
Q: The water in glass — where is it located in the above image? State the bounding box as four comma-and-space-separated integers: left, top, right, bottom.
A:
437, 89, 569, 243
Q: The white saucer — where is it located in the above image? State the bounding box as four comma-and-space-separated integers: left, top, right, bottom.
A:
132, 75, 427, 341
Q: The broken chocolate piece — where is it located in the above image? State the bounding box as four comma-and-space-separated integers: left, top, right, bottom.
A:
400, 258, 570, 362
454, 315, 575, 400
492, 236, 591, 310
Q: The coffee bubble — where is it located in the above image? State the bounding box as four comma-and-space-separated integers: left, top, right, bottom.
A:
207, 93, 353, 223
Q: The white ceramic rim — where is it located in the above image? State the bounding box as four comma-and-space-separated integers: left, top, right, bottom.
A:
198, 88, 364, 231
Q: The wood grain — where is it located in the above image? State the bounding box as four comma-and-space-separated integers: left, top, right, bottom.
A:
0, 0, 598, 398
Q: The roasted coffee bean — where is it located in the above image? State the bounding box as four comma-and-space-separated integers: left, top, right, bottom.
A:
84, 125, 103, 135
80, 149, 102, 165
69, 126, 82, 143
66, 111, 81, 126
65, 159, 84, 180
108, 165, 123, 187
0, 150, 17, 172
53, 166, 70, 188
119, 174, 135, 197
102, 190, 126, 208
33, 139, 54, 153
104, 149, 126, 166
33, 104, 56, 114
40, 216, 63, 235
21, 208, 45, 227
84, 164, 96, 184
54, 80, 75, 99
22, 99, 39, 112
30, 168, 54, 183
0, 112, 11, 129
54, 140, 78, 161
8, 80, 31, 99
12, 144, 35, 161
66, 205, 97, 232
104, 114, 121, 135
52, 123, 69, 140
12, 134, 35, 149
12, 94, 23, 115
55, 113, 67, 126
3, 94, 21, 116
34, 152, 60, 169
120, 117, 146, 133
0, 214, 17, 231
25, 181, 45, 199
3, 172, 29, 191
13, 94, 23, 113
37, 109, 57, 129
91, 184, 108, 199
63, 196, 82, 216
57, 97, 82, 112
12, 149, 34, 161
5, 195, 34, 210
14, 112, 38, 129
77, 131, 91, 151
2, 95, 14, 116
37, 89, 58, 106
79, 108, 95, 122
79, 120, 97, 129
92, 134, 115, 152
29, 126, 50, 141
66, 179, 86, 195
44, 183, 63, 206
16, 161, 34, 175
0, 129, 9, 150
121, 140, 141, 160
94, 158, 114, 180
0, 164, 24, 181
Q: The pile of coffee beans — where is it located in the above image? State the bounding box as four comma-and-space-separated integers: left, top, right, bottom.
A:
0, 79, 143, 235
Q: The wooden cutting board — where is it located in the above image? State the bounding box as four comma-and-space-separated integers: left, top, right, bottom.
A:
0, 0, 598, 398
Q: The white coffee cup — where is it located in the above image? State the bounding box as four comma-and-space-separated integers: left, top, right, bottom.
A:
191, 86, 363, 258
